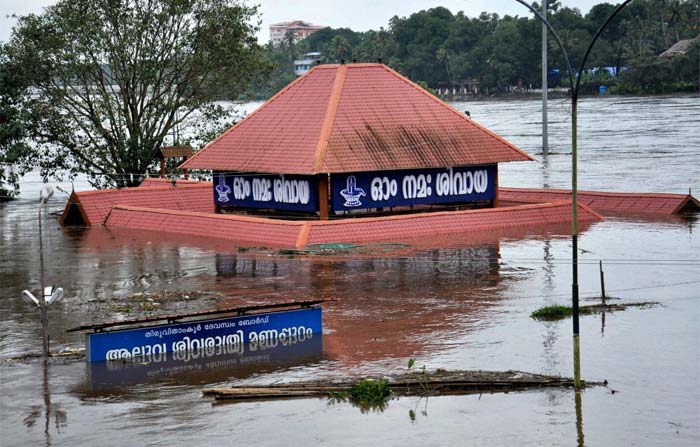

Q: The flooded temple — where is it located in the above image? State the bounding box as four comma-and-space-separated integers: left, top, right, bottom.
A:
61, 63, 699, 246
180, 63, 534, 219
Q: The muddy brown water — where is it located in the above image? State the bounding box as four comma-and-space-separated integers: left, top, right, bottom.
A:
1, 95, 698, 446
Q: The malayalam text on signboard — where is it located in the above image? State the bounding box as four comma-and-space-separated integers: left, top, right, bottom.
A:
330, 165, 496, 211
214, 173, 319, 212
86, 307, 322, 362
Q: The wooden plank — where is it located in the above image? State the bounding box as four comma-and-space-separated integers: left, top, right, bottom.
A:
203, 370, 604, 401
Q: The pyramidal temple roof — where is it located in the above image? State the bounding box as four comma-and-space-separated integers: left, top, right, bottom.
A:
181, 63, 534, 174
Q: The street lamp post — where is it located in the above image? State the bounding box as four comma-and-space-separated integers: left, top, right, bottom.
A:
22, 185, 66, 357
513, 0, 633, 389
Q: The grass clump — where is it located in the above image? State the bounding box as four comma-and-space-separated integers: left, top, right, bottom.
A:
531, 305, 591, 320
349, 378, 392, 406
328, 378, 392, 412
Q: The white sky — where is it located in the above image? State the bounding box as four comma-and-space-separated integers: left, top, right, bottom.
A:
0, 0, 604, 44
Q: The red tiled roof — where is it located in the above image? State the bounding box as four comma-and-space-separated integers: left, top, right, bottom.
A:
61, 182, 213, 226
304, 200, 601, 245
499, 187, 699, 215
103, 200, 602, 248
106, 206, 304, 248
181, 63, 533, 174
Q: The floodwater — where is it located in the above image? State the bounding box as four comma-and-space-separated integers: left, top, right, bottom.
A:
1, 95, 699, 446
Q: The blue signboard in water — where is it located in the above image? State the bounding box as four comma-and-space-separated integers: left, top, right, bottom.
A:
87, 333, 323, 392
86, 307, 322, 362
214, 173, 318, 212
330, 165, 496, 211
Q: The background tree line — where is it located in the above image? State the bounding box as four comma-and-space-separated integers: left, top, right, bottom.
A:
257, 0, 699, 98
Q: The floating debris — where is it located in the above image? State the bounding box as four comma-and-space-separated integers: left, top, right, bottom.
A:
531, 301, 661, 321
3, 347, 85, 363
203, 369, 605, 402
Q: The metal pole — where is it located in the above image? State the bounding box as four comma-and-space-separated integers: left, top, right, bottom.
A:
572, 96, 581, 389
514, 0, 633, 392
575, 390, 585, 446
542, 0, 549, 155
38, 203, 50, 358
599, 260, 606, 305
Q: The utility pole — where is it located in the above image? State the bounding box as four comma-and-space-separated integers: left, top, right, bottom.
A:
571, 93, 581, 388
38, 202, 50, 358
542, 0, 549, 155
516, 0, 633, 392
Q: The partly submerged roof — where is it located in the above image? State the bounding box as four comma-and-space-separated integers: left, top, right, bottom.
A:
659, 37, 698, 57
60, 182, 213, 226
182, 63, 534, 174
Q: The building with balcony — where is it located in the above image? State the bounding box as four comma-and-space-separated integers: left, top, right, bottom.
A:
269, 20, 324, 46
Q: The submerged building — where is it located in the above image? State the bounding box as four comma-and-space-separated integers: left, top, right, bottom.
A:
61, 62, 698, 246
66, 63, 700, 246
180, 63, 534, 220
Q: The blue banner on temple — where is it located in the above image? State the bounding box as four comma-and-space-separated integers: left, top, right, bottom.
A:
214, 173, 318, 212
86, 307, 323, 363
330, 165, 496, 211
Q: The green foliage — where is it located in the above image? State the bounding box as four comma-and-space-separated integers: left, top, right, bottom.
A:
328, 378, 392, 412
349, 378, 392, 408
407, 358, 431, 394
257, 0, 699, 96
3, 0, 270, 188
531, 305, 592, 320
0, 44, 35, 199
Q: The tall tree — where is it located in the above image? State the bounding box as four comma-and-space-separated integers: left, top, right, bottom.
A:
0, 44, 34, 199
4, 0, 269, 188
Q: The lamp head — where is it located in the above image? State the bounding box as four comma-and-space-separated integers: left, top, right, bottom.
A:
48, 287, 64, 305
21, 290, 40, 307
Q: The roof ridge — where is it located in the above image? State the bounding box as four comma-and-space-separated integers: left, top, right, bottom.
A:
109, 205, 305, 226
308, 200, 576, 226
312, 64, 348, 173
314, 63, 383, 69
500, 186, 690, 199
180, 65, 322, 170
76, 183, 210, 196
379, 65, 536, 162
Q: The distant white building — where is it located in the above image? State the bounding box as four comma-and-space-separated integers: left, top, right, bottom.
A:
294, 52, 321, 76
269, 20, 324, 46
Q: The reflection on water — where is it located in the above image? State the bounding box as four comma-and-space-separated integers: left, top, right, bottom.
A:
575, 391, 585, 447
1, 95, 698, 446
21, 360, 68, 447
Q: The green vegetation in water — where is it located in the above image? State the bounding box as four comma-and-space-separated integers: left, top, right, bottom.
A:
328, 378, 392, 412
350, 378, 391, 405
139, 302, 162, 312
110, 304, 133, 314
531, 305, 592, 320
407, 358, 432, 394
